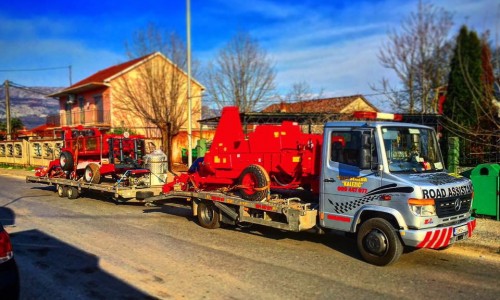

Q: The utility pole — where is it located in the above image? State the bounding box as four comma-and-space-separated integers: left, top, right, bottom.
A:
186, 0, 193, 167
4, 80, 11, 141
69, 65, 73, 85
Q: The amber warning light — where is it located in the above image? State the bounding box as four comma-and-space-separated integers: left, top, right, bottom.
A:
353, 111, 403, 121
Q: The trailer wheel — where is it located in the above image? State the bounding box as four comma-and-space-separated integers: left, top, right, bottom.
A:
59, 151, 74, 172
236, 164, 270, 201
197, 201, 220, 229
56, 184, 68, 197
84, 163, 101, 184
67, 186, 79, 200
357, 218, 403, 266
136, 191, 154, 200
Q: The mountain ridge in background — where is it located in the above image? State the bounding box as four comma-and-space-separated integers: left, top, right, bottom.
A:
0, 86, 62, 129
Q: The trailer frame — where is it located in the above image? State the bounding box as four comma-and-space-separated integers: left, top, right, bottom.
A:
146, 190, 319, 232
26, 175, 163, 202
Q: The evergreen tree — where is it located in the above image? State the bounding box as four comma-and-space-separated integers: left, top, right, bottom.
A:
444, 26, 483, 129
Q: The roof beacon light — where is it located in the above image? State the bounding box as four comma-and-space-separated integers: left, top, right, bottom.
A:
353, 111, 403, 121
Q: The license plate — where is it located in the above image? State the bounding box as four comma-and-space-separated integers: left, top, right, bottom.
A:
454, 225, 468, 236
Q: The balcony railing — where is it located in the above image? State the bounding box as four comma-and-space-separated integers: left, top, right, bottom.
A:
47, 109, 111, 127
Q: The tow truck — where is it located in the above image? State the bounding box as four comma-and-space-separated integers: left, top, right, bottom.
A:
147, 107, 476, 266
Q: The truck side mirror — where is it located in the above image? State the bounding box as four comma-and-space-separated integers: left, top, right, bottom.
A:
358, 133, 373, 169
359, 148, 371, 169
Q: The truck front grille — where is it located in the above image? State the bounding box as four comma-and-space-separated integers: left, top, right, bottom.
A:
435, 196, 472, 218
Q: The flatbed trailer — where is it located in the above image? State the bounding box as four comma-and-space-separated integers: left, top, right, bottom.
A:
146, 190, 319, 231
26, 175, 163, 202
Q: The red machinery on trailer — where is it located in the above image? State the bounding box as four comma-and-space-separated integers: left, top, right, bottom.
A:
164, 106, 323, 200
36, 126, 147, 183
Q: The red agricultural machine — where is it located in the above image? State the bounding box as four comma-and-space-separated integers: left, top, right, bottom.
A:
164, 106, 323, 200
36, 126, 148, 184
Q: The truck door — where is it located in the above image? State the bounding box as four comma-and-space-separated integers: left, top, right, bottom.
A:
320, 128, 381, 232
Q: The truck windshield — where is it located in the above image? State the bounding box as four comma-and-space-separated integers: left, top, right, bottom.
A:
381, 126, 444, 173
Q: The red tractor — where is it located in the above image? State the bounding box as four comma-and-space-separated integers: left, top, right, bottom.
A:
164, 106, 323, 200
36, 126, 147, 183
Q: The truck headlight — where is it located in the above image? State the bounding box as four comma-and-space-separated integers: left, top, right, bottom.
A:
408, 198, 436, 216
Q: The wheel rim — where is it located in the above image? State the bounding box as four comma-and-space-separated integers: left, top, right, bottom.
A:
240, 173, 257, 195
85, 168, 92, 181
364, 229, 388, 256
58, 186, 63, 196
60, 156, 66, 167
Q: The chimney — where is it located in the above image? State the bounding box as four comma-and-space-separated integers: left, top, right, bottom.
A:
279, 101, 287, 113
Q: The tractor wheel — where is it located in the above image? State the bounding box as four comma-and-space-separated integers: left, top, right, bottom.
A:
236, 164, 270, 201
197, 200, 220, 229
56, 184, 67, 197
84, 163, 101, 184
357, 218, 403, 266
59, 151, 74, 172
67, 186, 79, 200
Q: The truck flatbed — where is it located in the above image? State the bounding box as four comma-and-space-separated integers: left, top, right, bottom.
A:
146, 190, 319, 232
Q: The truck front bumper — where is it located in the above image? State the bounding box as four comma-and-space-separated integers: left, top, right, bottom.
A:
400, 218, 476, 249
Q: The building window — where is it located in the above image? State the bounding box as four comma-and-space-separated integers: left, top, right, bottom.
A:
79, 97, 85, 124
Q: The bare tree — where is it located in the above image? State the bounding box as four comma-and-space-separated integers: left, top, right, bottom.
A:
276, 81, 324, 112
205, 31, 276, 112
373, 1, 453, 113
281, 81, 323, 103
114, 24, 200, 170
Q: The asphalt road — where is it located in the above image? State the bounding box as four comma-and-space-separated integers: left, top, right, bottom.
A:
0, 174, 499, 299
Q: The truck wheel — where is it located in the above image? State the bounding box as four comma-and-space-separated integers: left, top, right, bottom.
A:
67, 186, 79, 200
56, 184, 68, 197
357, 218, 403, 266
197, 201, 220, 229
236, 164, 270, 201
59, 151, 74, 171
84, 163, 101, 184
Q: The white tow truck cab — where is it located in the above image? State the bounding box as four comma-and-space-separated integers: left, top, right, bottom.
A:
319, 112, 475, 265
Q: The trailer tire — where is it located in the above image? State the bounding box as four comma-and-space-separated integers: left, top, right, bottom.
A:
236, 164, 270, 201
67, 186, 79, 200
84, 163, 101, 184
197, 201, 220, 229
60, 151, 74, 172
56, 184, 68, 197
136, 191, 154, 200
357, 218, 403, 266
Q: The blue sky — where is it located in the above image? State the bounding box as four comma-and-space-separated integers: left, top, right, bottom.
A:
0, 0, 498, 109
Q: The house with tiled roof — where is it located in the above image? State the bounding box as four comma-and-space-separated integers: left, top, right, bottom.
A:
262, 94, 378, 114
47, 52, 204, 161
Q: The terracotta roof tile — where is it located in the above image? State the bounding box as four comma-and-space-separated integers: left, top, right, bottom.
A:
69, 53, 155, 88
262, 95, 375, 113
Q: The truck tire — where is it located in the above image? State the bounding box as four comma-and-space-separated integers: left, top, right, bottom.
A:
59, 151, 74, 172
197, 200, 220, 229
56, 184, 68, 197
84, 163, 101, 184
357, 218, 403, 266
67, 186, 79, 200
236, 164, 270, 201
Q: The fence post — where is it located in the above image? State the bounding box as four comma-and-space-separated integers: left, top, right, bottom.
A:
447, 136, 459, 173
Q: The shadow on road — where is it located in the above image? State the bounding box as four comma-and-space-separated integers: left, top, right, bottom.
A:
10, 229, 156, 299
233, 224, 363, 261
143, 202, 364, 262
0, 206, 15, 226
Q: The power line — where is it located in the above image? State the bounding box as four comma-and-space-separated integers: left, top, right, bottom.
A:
1, 81, 58, 97
0, 66, 70, 72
